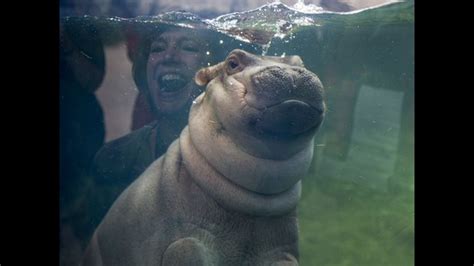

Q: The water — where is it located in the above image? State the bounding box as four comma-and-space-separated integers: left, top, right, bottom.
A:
60, 1, 414, 265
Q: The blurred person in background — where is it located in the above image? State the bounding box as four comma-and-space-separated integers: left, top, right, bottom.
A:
59, 17, 106, 266
88, 23, 224, 234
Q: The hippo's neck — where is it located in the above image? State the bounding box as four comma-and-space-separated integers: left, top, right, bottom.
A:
179, 127, 303, 216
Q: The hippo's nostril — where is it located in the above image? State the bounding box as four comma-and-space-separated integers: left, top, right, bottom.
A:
248, 68, 323, 109
251, 68, 293, 93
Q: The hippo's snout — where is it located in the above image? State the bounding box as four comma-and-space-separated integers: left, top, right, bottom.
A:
251, 67, 295, 99
257, 99, 324, 137
251, 66, 323, 106
248, 66, 325, 137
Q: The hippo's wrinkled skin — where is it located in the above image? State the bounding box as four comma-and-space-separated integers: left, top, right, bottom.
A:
82, 49, 325, 266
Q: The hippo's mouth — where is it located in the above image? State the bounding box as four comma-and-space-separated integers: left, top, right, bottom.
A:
252, 99, 324, 138
244, 67, 324, 138
158, 74, 188, 94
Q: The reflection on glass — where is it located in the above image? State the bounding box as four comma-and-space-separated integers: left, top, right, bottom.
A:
59, 1, 414, 265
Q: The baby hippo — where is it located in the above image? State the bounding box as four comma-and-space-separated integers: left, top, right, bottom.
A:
82, 49, 325, 266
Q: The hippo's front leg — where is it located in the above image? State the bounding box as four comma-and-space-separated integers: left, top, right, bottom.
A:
161, 237, 219, 266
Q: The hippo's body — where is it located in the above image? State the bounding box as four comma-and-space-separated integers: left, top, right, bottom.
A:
83, 49, 325, 266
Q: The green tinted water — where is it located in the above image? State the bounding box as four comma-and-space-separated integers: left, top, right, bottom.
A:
61, 1, 414, 265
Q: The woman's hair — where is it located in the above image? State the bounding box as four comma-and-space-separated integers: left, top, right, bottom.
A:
127, 23, 224, 94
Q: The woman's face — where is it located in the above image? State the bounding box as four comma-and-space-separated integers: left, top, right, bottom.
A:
146, 30, 206, 114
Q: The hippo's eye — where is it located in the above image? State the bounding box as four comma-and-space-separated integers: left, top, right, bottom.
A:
229, 59, 239, 69
227, 57, 241, 74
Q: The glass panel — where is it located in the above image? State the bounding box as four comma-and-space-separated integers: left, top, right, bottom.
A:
60, 1, 414, 265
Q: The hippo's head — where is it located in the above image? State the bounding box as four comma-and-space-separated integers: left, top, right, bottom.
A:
194, 49, 325, 160
186, 49, 325, 197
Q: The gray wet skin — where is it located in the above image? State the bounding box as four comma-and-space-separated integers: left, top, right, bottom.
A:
82, 49, 325, 266
193, 49, 325, 194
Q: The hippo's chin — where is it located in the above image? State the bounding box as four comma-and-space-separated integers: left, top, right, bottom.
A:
254, 99, 323, 138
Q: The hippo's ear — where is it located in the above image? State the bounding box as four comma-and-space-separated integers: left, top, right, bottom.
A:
283, 55, 304, 67
266, 55, 305, 67
194, 62, 225, 86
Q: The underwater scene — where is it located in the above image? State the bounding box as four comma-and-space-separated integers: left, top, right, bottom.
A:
60, 0, 414, 265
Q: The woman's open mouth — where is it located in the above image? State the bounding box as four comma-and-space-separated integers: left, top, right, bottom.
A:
158, 74, 188, 97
